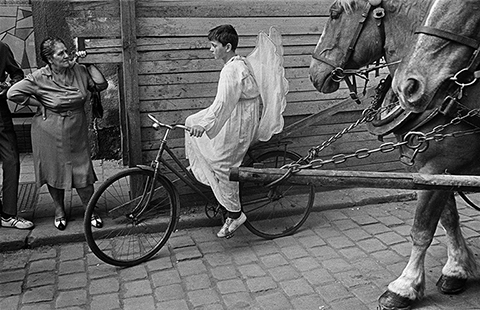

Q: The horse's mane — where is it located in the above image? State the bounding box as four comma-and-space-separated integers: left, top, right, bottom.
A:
335, 0, 368, 14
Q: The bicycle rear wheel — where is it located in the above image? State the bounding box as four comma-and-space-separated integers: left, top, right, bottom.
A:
241, 150, 315, 239
84, 167, 179, 267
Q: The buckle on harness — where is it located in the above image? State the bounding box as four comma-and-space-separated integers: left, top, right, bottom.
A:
373, 7, 385, 19
331, 67, 345, 83
451, 68, 477, 87
439, 96, 458, 116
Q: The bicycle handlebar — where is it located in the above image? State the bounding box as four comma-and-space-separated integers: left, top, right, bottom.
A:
148, 113, 189, 131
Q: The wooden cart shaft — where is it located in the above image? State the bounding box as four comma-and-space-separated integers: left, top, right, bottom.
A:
230, 167, 480, 192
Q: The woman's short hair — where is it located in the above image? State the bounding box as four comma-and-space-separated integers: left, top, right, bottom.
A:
40, 37, 66, 64
208, 25, 238, 51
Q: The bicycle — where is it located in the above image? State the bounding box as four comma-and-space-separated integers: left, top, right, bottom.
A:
84, 113, 315, 267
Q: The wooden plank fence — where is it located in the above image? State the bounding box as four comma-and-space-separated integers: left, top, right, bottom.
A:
63, 0, 405, 199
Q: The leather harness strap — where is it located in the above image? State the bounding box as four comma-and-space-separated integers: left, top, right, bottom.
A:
467, 49, 480, 74
415, 26, 480, 49
311, 3, 383, 104
416, 25, 480, 78
341, 3, 372, 68
415, 23, 480, 129
312, 3, 373, 68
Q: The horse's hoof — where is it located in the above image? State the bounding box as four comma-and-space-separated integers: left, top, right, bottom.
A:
378, 290, 413, 310
436, 275, 467, 294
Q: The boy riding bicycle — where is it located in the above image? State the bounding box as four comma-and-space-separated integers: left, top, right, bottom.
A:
185, 25, 260, 238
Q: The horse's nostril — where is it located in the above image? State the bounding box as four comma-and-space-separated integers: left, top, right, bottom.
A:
404, 78, 421, 100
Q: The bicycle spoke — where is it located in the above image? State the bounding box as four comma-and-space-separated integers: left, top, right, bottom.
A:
241, 151, 314, 239
85, 168, 179, 266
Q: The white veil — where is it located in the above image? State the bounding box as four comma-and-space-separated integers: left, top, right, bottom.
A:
246, 27, 288, 142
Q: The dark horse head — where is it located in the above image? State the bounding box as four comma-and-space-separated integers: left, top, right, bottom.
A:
309, 0, 430, 94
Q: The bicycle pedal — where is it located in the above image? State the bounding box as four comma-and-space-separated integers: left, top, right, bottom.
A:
225, 233, 234, 239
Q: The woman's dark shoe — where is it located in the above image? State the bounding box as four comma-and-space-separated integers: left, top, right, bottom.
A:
91, 214, 103, 228
54, 217, 67, 231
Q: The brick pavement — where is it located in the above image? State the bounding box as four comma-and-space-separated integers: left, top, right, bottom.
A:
0, 154, 419, 251
0, 155, 128, 251
2, 195, 480, 310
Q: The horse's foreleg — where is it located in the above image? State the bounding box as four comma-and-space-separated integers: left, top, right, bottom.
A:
437, 192, 477, 294
379, 190, 448, 309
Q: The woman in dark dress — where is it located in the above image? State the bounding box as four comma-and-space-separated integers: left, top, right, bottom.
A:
8, 37, 108, 230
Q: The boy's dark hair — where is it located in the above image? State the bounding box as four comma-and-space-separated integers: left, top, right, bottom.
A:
208, 25, 238, 51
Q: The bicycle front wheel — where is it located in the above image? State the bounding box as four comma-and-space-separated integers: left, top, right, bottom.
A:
84, 167, 179, 267
241, 150, 315, 239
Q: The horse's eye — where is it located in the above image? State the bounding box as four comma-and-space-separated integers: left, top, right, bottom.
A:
330, 8, 342, 19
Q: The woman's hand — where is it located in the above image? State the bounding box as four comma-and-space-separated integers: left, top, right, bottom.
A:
69, 51, 87, 68
37, 105, 47, 120
189, 125, 205, 137
0, 82, 10, 97
76, 51, 87, 59
26, 96, 46, 119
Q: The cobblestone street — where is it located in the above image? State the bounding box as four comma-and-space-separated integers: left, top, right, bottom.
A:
3, 197, 480, 310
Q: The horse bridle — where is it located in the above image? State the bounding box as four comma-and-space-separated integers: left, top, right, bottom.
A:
415, 26, 480, 108
311, 1, 386, 104
415, 26, 480, 128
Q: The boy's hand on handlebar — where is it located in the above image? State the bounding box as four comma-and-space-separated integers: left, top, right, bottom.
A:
190, 125, 205, 137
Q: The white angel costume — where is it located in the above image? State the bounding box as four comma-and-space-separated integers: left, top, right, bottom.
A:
185, 27, 288, 212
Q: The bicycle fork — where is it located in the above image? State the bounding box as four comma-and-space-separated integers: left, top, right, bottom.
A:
127, 128, 171, 222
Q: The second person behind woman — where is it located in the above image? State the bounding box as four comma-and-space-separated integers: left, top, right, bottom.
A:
7, 37, 108, 231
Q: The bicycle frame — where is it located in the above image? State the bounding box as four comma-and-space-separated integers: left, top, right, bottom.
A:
84, 114, 316, 267
148, 115, 214, 203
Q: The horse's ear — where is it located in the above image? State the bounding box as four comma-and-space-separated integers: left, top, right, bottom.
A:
368, 0, 382, 6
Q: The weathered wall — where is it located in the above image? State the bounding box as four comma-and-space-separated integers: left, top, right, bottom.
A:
30, 0, 121, 159
31, 0, 74, 63
63, 0, 404, 177
1, 1, 36, 152
0, 0, 409, 205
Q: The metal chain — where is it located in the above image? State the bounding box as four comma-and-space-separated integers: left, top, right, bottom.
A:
267, 96, 399, 186
297, 82, 397, 164
278, 103, 480, 174
275, 102, 397, 178
265, 85, 480, 187
304, 110, 371, 161
301, 107, 480, 170
426, 108, 480, 136
302, 140, 407, 170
